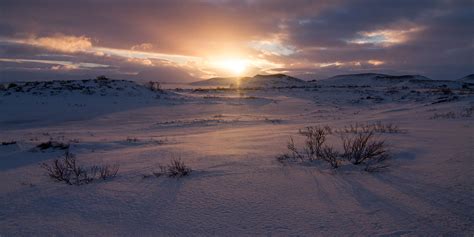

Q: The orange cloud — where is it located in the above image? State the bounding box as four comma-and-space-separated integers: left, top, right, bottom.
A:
27, 35, 92, 53
368, 60, 384, 66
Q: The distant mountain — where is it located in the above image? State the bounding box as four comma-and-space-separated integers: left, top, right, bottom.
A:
458, 74, 474, 83
189, 77, 248, 87
190, 74, 308, 88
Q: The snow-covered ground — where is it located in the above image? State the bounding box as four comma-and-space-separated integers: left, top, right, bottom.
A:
0, 76, 473, 236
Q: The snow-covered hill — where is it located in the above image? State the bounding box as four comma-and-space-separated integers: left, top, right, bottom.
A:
0, 78, 160, 97
458, 74, 474, 83
314, 73, 469, 89
315, 73, 428, 86
0, 78, 176, 129
190, 74, 309, 88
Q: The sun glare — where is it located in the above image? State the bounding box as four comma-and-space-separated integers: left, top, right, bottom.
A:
215, 59, 248, 75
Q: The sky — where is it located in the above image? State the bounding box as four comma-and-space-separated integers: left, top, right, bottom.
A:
0, 0, 472, 82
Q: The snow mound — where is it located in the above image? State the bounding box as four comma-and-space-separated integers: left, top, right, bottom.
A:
190, 74, 308, 88
0, 78, 161, 97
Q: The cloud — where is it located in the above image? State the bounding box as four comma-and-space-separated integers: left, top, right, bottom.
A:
0, 58, 109, 69
28, 35, 93, 53
0, 0, 472, 80
249, 39, 296, 56
367, 60, 384, 66
348, 27, 424, 46
131, 43, 154, 51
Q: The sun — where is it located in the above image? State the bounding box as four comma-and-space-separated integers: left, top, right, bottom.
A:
215, 59, 248, 76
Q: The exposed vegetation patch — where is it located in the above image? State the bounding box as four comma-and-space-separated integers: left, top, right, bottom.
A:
35, 141, 70, 151
430, 106, 473, 119
277, 125, 391, 172
143, 158, 192, 178
147, 81, 162, 92
342, 131, 390, 171
1, 140, 17, 146
334, 122, 401, 134
41, 151, 119, 185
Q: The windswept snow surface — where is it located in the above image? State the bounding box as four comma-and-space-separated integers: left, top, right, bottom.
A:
0, 78, 473, 236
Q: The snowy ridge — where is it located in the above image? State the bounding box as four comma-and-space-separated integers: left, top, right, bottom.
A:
0, 78, 177, 128
458, 74, 474, 83
313, 73, 472, 89
0, 78, 161, 97
316, 73, 427, 86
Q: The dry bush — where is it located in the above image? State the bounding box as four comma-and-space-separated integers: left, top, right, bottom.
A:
91, 164, 120, 180
278, 127, 341, 169
431, 111, 456, 119
460, 106, 473, 117
299, 126, 328, 160
41, 151, 119, 185
319, 145, 340, 168
339, 122, 400, 134
371, 121, 400, 133
126, 136, 139, 143
278, 125, 391, 171
146, 158, 192, 178
96, 75, 109, 81
287, 136, 304, 160
36, 141, 70, 150
341, 131, 389, 167
1, 140, 16, 146
166, 159, 192, 177
276, 136, 304, 162
147, 81, 162, 92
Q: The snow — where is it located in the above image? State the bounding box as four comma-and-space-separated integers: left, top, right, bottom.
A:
459, 74, 474, 83
314, 73, 468, 89
0, 77, 473, 235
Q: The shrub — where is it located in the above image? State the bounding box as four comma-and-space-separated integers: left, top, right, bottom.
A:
145, 158, 193, 178
439, 88, 453, 95
1, 141, 16, 146
147, 81, 162, 92
165, 158, 192, 177
339, 122, 400, 134
286, 136, 304, 161
319, 145, 340, 168
299, 126, 327, 160
460, 106, 474, 117
278, 127, 341, 169
341, 131, 389, 166
41, 151, 119, 185
126, 136, 139, 143
36, 141, 70, 150
431, 112, 456, 119
277, 125, 391, 171
96, 75, 109, 81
